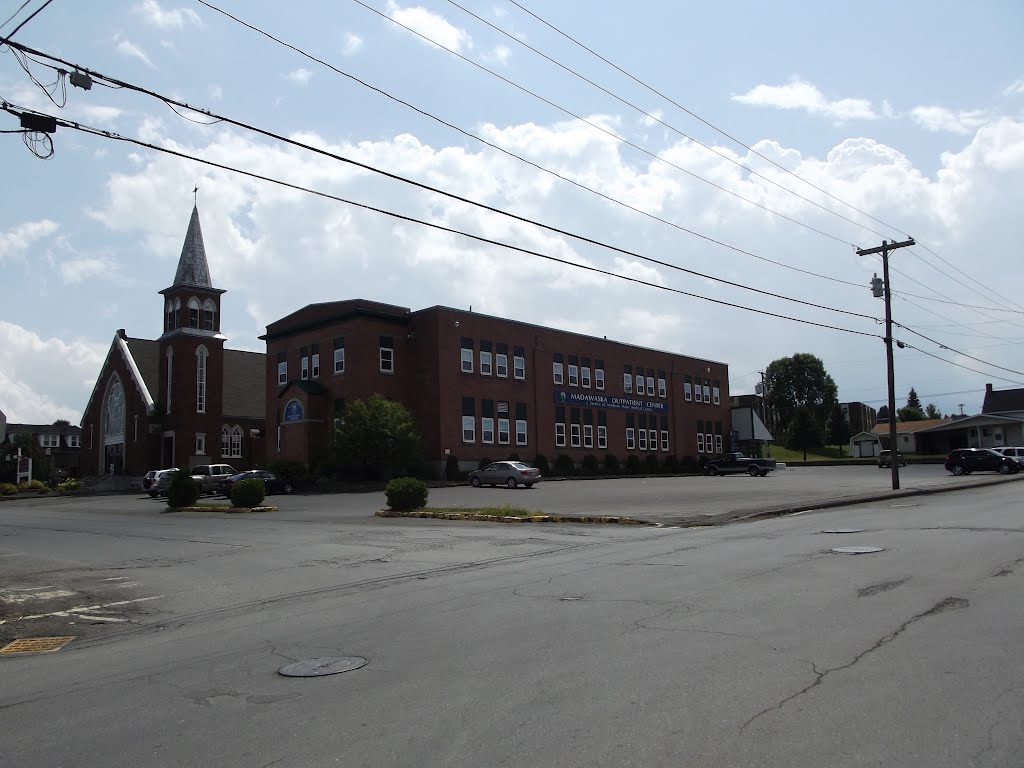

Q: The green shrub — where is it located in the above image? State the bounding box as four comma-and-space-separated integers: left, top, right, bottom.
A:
532, 454, 551, 476
581, 454, 600, 475
0, 482, 17, 495
166, 470, 200, 508
385, 477, 428, 511
477, 457, 494, 470
553, 454, 575, 476
29, 479, 47, 490
625, 454, 642, 474
604, 454, 621, 474
267, 460, 307, 486
445, 454, 461, 481
57, 479, 80, 492
645, 454, 660, 474
231, 478, 266, 508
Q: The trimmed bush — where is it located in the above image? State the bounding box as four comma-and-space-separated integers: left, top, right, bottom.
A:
166, 470, 200, 508
57, 479, 80, 492
445, 454, 461, 481
553, 454, 575, 476
0, 482, 17, 495
625, 454, 642, 474
645, 454, 660, 474
604, 454, 621, 474
385, 477, 428, 511
581, 454, 600, 475
231, 478, 266, 508
532, 454, 551, 476
663, 455, 681, 474
477, 457, 494, 470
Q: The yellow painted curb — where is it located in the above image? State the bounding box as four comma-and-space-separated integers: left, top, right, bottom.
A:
375, 510, 649, 525
164, 505, 277, 514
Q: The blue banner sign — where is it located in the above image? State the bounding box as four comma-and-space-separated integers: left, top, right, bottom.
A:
554, 390, 668, 414
284, 399, 304, 422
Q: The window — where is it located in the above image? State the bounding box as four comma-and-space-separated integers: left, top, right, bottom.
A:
480, 341, 493, 376
40, 434, 59, 448
221, 426, 230, 456
301, 346, 309, 380
515, 402, 527, 446
165, 300, 175, 331
66, 434, 81, 448
595, 360, 605, 390
196, 346, 208, 414
482, 417, 495, 444
553, 353, 564, 385
496, 350, 508, 378
598, 411, 608, 449
461, 337, 474, 373
202, 299, 216, 331
277, 351, 287, 385
188, 297, 200, 328
636, 373, 644, 395
583, 424, 594, 449
498, 418, 510, 445
697, 432, 705, 453
707, 432, 714, 452
379, 336, 394, 373
570, 424, 582, 447
658, 371, 667, 399
462, 397, 475, 443
646, 372, 655, 397
661, 430, 669, 452
333, 337, 345, 374
713, 379, 721, 405
638, 428, 647, 451
715, 434, 723, 452
581, 366, 591, 388
311, 344, 320, 378
623, 365, 633, 394
555, 405, 566, 447
649, 430, 658, 451
684, 375, 692, 402
568, 364, 579, 387
195, 433, 206, 455
513, 346, 526, 380
703, 380, 711, 403
626, 427, 635, 450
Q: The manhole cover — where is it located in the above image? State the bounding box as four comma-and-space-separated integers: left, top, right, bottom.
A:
0, 636, 76, 654
831, 546, 885, 555
822, 528, 864, 534
278, 656, 368, 677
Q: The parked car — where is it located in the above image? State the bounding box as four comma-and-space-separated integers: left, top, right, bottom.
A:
703, 453, 776, 477
993, 446, 1024, 466
944, 448, 1020, 475
468, 461, 542, 488
190, 464, 238, 495
147, 468, 181, 497
142, 469, 159, 492
219, 470, 293, 496
877, 450, 907, 468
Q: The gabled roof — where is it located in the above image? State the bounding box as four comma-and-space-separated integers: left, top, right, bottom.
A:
172, 206, 214, 289
81, 333, 157, 425
912, 413, 1024, 433
983, 385, 1024, 414
871, 418, 952, 435
6, 422, 82, 436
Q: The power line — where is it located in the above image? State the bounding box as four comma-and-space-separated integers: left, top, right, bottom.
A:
916, 241, 1024, 312
0, 39, 884, 324
0, 1, 33, 31
0, 99, 887, 341
4, 0, 51, 39
895, 323, 1024, 377
897, 343, 1024, 386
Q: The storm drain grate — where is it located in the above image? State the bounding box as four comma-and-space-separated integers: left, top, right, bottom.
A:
0, 636, 76, 654
278, 656, 368, 677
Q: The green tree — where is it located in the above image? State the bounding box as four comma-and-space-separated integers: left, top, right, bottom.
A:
1, 433, 52, 482
906, 388, 923, 411
925, 403, 941, 419
826, 404, 851, 456
786, 405, 822, 461
334, 394, 423, 480
764, 353, 838, 438
876, 405, 890, 424
898, 388, 925, 421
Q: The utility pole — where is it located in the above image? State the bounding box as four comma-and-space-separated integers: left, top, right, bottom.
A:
858, 237, 915, 490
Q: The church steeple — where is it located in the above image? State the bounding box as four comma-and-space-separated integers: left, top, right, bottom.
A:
173, 205, 214, 289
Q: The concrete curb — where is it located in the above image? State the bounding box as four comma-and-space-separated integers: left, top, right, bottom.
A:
163, 505, 278, 514
375, 509, 652, 525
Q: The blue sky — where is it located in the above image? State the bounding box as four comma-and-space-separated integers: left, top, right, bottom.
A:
1, 0, 1022, 425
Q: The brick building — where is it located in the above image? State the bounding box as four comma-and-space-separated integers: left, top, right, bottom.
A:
261, 300, 731, 472
79, 206, 265, 476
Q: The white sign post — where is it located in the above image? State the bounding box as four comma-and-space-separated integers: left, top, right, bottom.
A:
15, 448, 32, 484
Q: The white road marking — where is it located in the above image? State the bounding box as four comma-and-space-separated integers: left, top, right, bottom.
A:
0, 553, 23, 557
0, 595, 165, 625
69, 614, 128, 623
102, 577, 130, 581
2, 589, 77, 603
114, 581, 139, 588
6, 586, 56, 591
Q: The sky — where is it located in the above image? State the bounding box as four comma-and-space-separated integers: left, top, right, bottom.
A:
1, 0, 1022, 426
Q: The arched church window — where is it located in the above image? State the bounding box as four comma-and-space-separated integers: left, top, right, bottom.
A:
196, 345, 208, 414
188, 297, 201, 328
202, 299, 217, 331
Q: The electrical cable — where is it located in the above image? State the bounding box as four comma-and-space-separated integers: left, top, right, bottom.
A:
4, 0, 51, 39
894, 324, 1024, 376
0, 0, 33, 31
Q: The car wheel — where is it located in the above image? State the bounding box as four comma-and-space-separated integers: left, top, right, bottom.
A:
706, 465, 719, 476
951, 465, 965, 476
471, 477, 482, 488
759, 470, 768, 477
998, 463, 1011, 475
748, 465, 759, 477
506, 477, 517, 489
282, 482, 293, 494
525, 483, 534, 489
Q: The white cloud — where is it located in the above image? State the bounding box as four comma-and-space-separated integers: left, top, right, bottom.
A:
0, 321, 106, 423
388, 2, 471, 52
208, 84, 223, 101
733, 79, 877, 122
132, 0, 201, 29
0, 220, 59, 262
1003, 77, 1024, 96
910, 106, 991, 134
78, 105, 123, 125
482, 45, 511, 65
114, 35, 155, 68
342, 32, 363, 56
57, 256, 118, 285
285, 68, 313, 86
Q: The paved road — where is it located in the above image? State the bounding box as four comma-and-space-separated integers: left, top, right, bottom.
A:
1, 479, 1022, 767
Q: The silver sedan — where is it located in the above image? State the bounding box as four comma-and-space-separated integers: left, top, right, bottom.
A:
468, 461, 542, 489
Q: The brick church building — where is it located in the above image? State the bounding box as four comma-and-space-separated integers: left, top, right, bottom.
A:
79, 206, 265, 476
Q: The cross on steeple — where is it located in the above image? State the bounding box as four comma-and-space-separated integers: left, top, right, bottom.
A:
193, 184, 198, 206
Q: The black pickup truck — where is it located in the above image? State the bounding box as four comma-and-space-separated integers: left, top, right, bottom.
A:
703, 453, 776, 477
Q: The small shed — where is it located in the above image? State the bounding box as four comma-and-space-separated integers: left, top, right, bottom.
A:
849, 431, 880, 458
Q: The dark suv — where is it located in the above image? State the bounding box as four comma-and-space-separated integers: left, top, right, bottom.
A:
944, 448, 1020, 476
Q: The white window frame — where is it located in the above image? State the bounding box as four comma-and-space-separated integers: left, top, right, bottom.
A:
646, 376, 655, 397
221, 426, 231, 457
658, 377, 667, 398
515, 419, 527, 446
232, 426, 243, 458
301, 354, 309, 381
462, 416, 476, 443
570, 423, 581, 448
661, 430, 669, 452
623, 373, 632, 394
626, 427, 635, 451
553, 361, 564, 385
597, 425, 607, 449
568, 364, 579, 387
581, 366, 591, 388
595, 368, 605, 390
166, 348, 173, 414
278, 360, 287, 386
334, 347, 345, 374
696, 433, 705, 453
555, 423, 566, 447
583, 424, 593, 449
635, 374, 644, 394
195, 432, 206, 456
703, 385, 711, 403
498, 418, 510, 445
706, 432, 714, 452
196, 346, 208, 414
713, 386, 721, 405
312, 353, 320, 379
514, 354, 525, 380
715, 434, 723, 453
461, 348, 473, 374
481, 417, 495, 444
40, 434, 59, 448
684, 381, 692, 402
638, 429, 647, 451
649, 429, 658, 451
379, 345, 394, 374
496, 353, 508, 378
480, 351, 493, 376
67, 434, 81, 448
